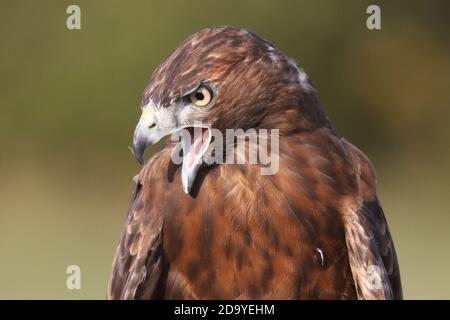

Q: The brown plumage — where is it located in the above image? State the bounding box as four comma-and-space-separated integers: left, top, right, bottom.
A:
107, 26, 402, 299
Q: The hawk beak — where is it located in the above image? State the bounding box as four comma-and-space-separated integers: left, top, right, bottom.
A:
132, 108, 212, 194
132, 108, 164, 164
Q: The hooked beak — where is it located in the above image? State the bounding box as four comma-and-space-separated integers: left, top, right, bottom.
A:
132, 108, 212, 194
132, 108, 164, 165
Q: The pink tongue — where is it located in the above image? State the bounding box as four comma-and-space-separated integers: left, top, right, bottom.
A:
185, 128, 209, 168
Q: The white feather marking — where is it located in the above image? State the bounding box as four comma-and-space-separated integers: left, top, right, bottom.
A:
288, 58, 315, 92
266, 44, 279, 65
316, 248, 324, 267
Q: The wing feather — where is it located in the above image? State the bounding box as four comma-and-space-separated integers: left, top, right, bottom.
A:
341, 139, 403, 300
107, 180, 164, 300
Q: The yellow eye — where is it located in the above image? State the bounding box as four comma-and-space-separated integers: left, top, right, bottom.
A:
189, 86, 212, 107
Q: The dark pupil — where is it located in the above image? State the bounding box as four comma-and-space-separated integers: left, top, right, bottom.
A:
195, 91, 204, 101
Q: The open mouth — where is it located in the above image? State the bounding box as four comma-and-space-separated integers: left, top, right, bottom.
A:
177, 126, 212, 194
182, 126, 211, 169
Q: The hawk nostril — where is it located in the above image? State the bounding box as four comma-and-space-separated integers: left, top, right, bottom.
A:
148, 123, 156, 129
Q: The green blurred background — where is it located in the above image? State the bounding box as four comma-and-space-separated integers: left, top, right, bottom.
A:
0, 0, 449, 299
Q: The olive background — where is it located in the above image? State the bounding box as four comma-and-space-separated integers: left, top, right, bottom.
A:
0, 0, 449, 299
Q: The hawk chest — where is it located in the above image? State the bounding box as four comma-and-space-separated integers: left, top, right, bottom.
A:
161, 161, 354, 299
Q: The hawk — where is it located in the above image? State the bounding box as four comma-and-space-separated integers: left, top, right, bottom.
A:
107, 26, 402, 300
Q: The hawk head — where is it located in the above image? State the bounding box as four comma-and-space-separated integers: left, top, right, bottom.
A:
132, 26, 330, 193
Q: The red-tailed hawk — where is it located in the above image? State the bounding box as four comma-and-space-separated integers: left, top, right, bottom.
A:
107, 26, 402, 299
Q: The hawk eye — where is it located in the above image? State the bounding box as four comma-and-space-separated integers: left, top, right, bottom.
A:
188, 86, 212, 107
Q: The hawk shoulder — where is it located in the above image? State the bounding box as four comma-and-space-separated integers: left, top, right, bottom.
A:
107, 153, 167, 300
340, 138, 403, 300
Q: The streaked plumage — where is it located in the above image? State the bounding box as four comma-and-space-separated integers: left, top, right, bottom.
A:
108, 26, 402, 300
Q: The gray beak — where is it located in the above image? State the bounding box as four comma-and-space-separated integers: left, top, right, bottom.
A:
132, 108, 163, 164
